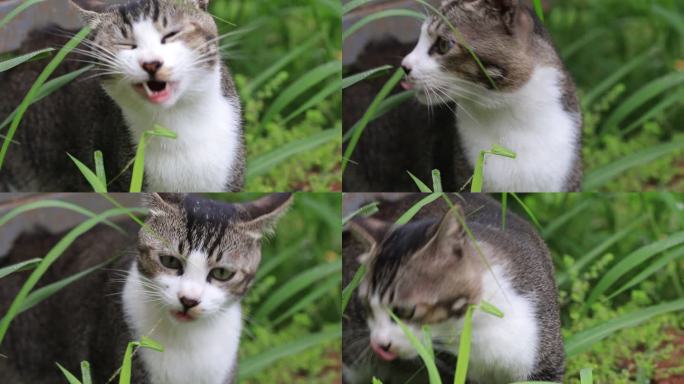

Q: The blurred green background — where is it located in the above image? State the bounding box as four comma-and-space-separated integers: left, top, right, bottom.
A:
547, 0, 684, 191
513, 192, 684, 383
209, 0, 342, 192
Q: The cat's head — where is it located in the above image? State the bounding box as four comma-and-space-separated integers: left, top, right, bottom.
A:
349, 206, 483, 361
136, 193, 293, 324
69, 0, 221, 108
401, 0, 553, 106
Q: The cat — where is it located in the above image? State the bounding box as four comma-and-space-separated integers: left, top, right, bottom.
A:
0, 0, 244, 192
401, 0, 582, 192
342, 38, 472, 192
342, 193, 565, 384
0, 192, 293, 384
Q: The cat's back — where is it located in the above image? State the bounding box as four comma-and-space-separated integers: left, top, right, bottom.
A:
0, 27, 132, 192
0, 219, 141, 383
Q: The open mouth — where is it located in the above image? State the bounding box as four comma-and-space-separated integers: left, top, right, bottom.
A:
171, 310, 196, 323
400, 80, 414, 91
134, 81, 173, 104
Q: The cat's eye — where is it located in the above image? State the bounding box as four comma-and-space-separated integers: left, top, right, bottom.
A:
209, 268, 235, 282
433, 37, 454, 55
116, 43, 137, 50
391, 305, 416, 320
162, 31, 180, 44
159, 255, 182, 270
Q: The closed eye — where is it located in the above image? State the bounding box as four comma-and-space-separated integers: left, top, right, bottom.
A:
116, 43, 137, 50
162, 31, 180, 44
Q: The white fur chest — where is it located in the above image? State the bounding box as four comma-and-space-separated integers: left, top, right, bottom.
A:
105, 69, 241, 192
456, 66, 579, 192
123, 268, 242, 384
433, 265, 539, 384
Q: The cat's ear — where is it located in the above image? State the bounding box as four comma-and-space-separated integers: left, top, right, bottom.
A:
347, 217, 390, 264
487, 0, 525, 34
68, 0, 103, 28
145, 193, 183, 217
426, 205, 466, 258
190, 0, 211, 11
236, 193, 293, 239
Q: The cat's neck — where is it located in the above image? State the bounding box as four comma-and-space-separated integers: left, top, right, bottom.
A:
433, 243, 539, 383
104, 66, 242, 192
455, 66, 580, 192
123, 264, 241, 384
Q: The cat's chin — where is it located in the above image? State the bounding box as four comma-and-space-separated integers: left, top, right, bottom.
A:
170, 309, 199, 323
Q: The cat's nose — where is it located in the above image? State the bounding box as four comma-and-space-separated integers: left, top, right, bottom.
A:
179, 296, 200, 310
401, 64, 412, 75
141, 60, 163, 75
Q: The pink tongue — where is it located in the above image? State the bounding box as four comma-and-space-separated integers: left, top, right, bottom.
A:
371, 341, 398, 361
401, 81, 414, 90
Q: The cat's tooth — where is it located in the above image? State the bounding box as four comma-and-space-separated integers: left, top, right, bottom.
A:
142, 82, 153, 96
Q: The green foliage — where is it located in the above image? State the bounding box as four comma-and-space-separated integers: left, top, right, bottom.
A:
549, 0, 684, 190
211, 0, 341, 191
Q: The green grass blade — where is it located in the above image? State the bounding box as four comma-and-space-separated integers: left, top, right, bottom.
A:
254, 261, 341, 320
0, 207, 145, 345
343, 0, 374, 14
0, 0, 45, 29
556, 216, 646, 286
542, 198, 594, 238
283, 78, 341, 123
510, 193, 542, 230
130, 125, 177, 192
0, 48, 54, 72
432, 170, 442, 193
407, 171, 433, 193
606, 246, 684, 301
247, 127, 339, 179
118, 338, 163, 384
12, 257, 116, 317
343, 91, 414, 142
243, 36, 319, 96
238, 325, 340, 380
261, 60, 340, 125
565, 298, 684, 357
94, 150, 107, 187
56, 362, 82, 384
256, 240, 309, 281
0, 258, 42, 279
81, 361, 92, 384
0, 199, 123, 232
343, 9, 426, 40
342, 65, 393, 89
454, 305, 475, 384
389, 311, 442, 384
622, 87, 684, 135
273, 273, 340, 326
343, 68, 404, 173
532, 0, 544, 21
67, 153, 108, 192
343, 202, 380, 224
582, 231, 684, 314
342, 264, 366, 313
583, 139, 684, 190
602, 71, 684, 134
501, 193, 508, 231
0, 66, 94, 134
580, 368, 593, 384
395, 193, 442, 225
582, 48, 656, 109
479, 301, 504, 318
0, 26, 91, 171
